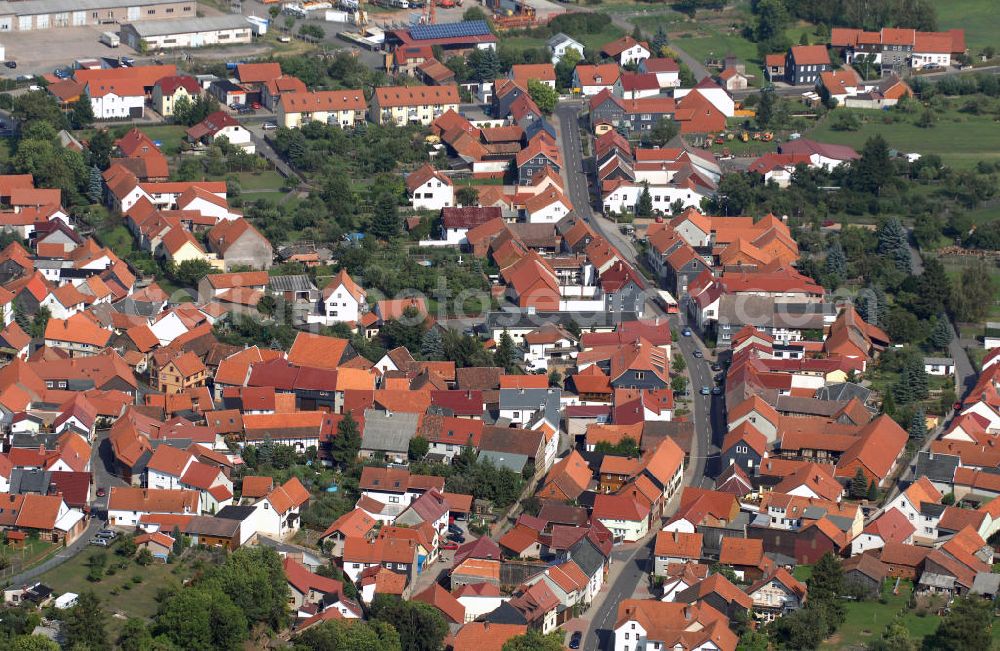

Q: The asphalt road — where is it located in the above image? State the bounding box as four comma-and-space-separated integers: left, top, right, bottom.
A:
584, 541, 654, 651
555, 99, 723, 650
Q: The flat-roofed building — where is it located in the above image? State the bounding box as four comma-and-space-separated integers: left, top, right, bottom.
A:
0, 0, 195, 32
121, 15, 252, 50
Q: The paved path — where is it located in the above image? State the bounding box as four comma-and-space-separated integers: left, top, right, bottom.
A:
5, 520, 101, 588
907, 237, 975, 397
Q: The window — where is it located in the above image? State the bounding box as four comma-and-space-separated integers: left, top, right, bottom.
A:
147, 9, 155, 14
389, 496, 399, 503
166, 7, 174, 11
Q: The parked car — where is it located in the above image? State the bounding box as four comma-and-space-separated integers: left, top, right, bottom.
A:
441, 540, 459, 551
90, 538, 110, 547
96, 487, 106, 497
447, 533, 465, 544
262, 121, 278, 130
681, 328, 692, 337
251, 101, 261, 109
699, 386, 711, 395
447, 523, 463, 536
53, 67, 72, 79
711, 386, 723, 395
692, 350, 703, 359
711, 363, 721, 372
16, 74, 33, 81
120, 56, 135, 66
96, 529, 117, 539
569, 632, 582, 649
922, 62, 941, 70
4, 61, 15, 69
238, 107, 256, 115
27, 85, 40, 91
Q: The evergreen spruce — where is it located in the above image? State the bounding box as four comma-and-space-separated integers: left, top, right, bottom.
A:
849, 466, 868, 499
930, 317, 953, 351
494, 330, 516, 372
421, 327, 445, 361
876, 217, 911, 273
909, 407, 927, 440
636, 184, 653, 217
824, 239, 847, 288
87, 166, 103, 204
370, 192, 401, 240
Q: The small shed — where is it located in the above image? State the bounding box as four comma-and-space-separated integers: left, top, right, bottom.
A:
923, 357, 955, 376
135, 532, 174, 561
54, 593, 78, 609
6, 531, 26, 549
971, 572, 1000, 599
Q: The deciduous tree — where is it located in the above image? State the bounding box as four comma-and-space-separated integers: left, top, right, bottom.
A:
527, 79, 557, 114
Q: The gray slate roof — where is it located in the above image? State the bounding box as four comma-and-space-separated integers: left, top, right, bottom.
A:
815, 382, 872, 404
477, 450, 528, 473
361, 409, 419, 453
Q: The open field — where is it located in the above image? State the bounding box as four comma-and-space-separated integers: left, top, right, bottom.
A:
934, 0, 998, 54
38, 542, 197, 636
806, 108, 1000, 170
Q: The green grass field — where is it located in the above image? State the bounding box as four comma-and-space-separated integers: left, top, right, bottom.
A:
501, 24, 625, 55
821, 583, 911, 650
934, 0, 998, 54
937, 253, 1000, 319
76, 125, 188, 156
671, 29, 764, 84
806, 108, 1000, 170
207, 170, 285, 192
38, 543, 195, 636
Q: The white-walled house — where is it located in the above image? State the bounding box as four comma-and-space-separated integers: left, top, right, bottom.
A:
524, 189, 572, 224
924, 357, 955, 376
547, 33, 585, 64
85, 83, 145, 119
406, 164, 454, 211
316, 269, 366, 326
186, 111, 255, 153
601, 36, 651, 67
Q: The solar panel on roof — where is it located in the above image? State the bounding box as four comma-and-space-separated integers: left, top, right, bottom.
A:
409, 20, 491, 41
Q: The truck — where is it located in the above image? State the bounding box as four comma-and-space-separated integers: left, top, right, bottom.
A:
100, 32, 120, 48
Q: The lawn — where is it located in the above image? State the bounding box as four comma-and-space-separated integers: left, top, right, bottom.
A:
792, 565, 812, 581
96, 224, 134, 259
671, 29, 764, 84
37, 542, 196, 635
208, 169, 285, 192
76, 125, 188, 156
936, 253, 1000, 319
934, 0, 998, 54
806, 108, 1000, 170
500, 24, 625, 55
820, 581, 911, 650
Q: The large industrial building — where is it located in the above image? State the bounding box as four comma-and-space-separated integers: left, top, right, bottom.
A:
121, 15, 253, 49
0, 0, 195, 31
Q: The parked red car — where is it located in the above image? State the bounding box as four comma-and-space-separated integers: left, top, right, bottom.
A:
441, 541, 459, 551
